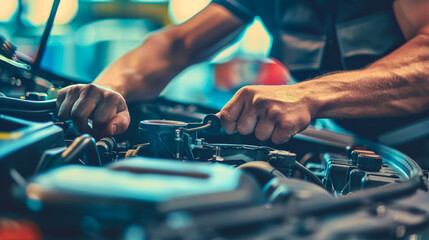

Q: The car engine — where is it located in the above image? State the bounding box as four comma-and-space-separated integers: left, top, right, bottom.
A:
1, 3, 429, 240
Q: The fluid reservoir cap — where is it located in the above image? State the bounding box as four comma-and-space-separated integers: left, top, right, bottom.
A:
139, 120, 188, 137
357, 154, 382, 172
202, 114, 221, 134
351, 149, 375, 164
345, 145, 367, 158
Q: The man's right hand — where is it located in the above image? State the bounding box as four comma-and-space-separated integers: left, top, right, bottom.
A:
56, 84, 130, 139
53, 3, 245, 140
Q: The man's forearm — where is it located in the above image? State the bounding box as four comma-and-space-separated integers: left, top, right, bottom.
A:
93, 30, 190, 101
93, 4, 245, 101
305, 34, 429, 119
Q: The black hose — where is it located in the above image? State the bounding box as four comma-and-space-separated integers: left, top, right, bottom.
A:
96, 137, 117, 165
0, 96, 56, 120
237, 161, 287, 186
60, 134, 101, 166
0, 96, 56, 110
294, 161, 325, 188
293, 152, 316, 178
292, 174, 423, 217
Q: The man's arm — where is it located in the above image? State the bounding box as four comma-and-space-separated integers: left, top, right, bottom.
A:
56, 3, 245, 139
93, 3, 246, 100
219, 0, 429, 144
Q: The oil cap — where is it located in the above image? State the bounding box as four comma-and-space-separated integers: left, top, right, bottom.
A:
357, 154, 383, 172
345, 145, 367, 158
351, 149, 375, 164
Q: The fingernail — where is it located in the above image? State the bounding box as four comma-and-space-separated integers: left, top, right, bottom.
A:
110, 124, 117, 135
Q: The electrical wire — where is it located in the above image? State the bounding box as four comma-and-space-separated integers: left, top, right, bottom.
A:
186, 122, 212, 132
294, 161, 325, 188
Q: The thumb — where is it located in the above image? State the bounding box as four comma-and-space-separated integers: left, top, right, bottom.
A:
106, 110, 130, 136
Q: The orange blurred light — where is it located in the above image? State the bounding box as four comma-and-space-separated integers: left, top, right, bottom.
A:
168, 0, 211, 24
0, 0, 18, 22
21, 0, 78, 26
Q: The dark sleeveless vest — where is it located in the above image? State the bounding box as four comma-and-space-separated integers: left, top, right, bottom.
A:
213, 0, 427, 139
252, 0, 405, 80
251, 0, 429, 139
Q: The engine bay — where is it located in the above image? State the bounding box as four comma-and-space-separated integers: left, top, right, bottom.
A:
1, 98, 429, 239
1, 3, 429, 239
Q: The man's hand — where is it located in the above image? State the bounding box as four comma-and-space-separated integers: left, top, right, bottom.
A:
56, 84, 130, 139
218, 85, 318, 144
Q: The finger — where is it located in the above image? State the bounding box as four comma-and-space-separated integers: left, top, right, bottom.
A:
57, 88, 80, 121
91, 104, 117, 139
271, 117, 296, 144
56, 88, 66, 108
271, 125, 294, 144
218, 93, 245, 134
91, 93, 124, 138
106, 109, 130, 136
254, 118, 275, 141
236, 103, 258, 135
71, 97, 97, 134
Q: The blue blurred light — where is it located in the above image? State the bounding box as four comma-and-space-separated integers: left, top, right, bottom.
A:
167, 0, 272, 61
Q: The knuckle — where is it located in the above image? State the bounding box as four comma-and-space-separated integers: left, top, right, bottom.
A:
253, 96, 267, 108
87, 83, 98, 91
219, 109, 235, 123
103, 91, 118, 103
57, 88, 66, 98
238, 86, 254, 97
67, 86, 81, 96
277, 117, 294, 129
267, 107, 281, 120
82, 84, 99, 95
